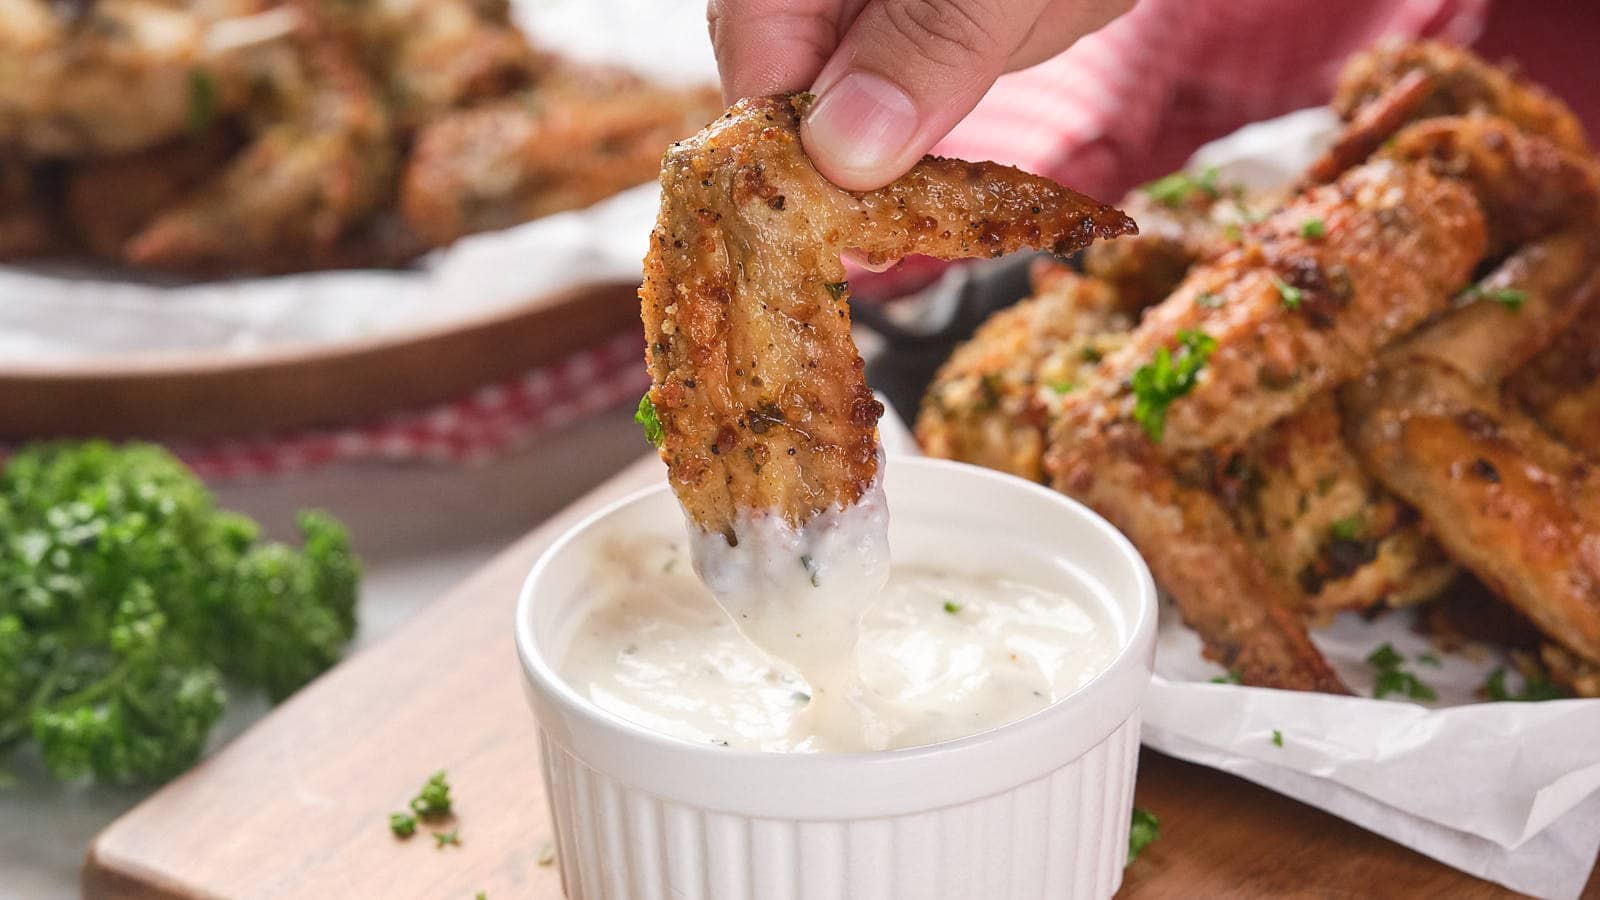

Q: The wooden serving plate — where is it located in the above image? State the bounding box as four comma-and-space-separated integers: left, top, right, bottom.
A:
0, 282, 641, 440
82, 457, 1599, 898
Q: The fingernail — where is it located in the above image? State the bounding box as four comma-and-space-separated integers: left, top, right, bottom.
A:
804, 71, 918, 188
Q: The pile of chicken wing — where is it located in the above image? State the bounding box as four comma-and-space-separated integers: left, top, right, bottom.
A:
0, 0, 718, 274
917, 40, 1600, 698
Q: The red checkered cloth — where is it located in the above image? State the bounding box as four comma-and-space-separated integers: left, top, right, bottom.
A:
179, 0, 1486, 478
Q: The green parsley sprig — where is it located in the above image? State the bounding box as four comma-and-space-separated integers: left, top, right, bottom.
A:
1131, 330, 1217, 442
1140, 168, 1220, 208
635, 393, 664, 447
1462, 283, 1526, 311
1367, 643, 1437, 702
0, 442, 359, 785
1484, 668, 1567, 702
1272, 276, 1303, 310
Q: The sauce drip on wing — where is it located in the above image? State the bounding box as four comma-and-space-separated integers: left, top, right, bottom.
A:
639, 93, 1134, 542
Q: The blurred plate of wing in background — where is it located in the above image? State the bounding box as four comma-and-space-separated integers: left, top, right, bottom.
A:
0, 0, 717, 439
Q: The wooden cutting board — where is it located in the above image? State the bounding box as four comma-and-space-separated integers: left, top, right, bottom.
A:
83, 456, 1599, 899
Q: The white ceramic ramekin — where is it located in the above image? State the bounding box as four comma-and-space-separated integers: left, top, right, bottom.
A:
515, 457, 1157, 900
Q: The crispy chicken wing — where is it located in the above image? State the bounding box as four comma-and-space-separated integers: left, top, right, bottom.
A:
640, 94, 1134, 537
1541, 644, 1600, 698
324, 0, 540, 133
1080, 172, 1276, 313
1052, 420, 1349, 692
1065, 158, 1485, 454
0, 0, 287, 158
1506, 283, 1600, 455
65, 134, 236, 259
1344, 361, 1600, 668
1343, 237, 1600, 667
1380, 117, 1600, 255
401, 69, 720, 246
1332, 40, 1589, 155
1209, 393, 1456, 616
915, 261, 1129, 482
121, 0, 394, 272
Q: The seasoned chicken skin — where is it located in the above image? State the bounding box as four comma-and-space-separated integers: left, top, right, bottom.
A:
322, 0, 541, 134
121, 0, 394, 272
916, 261, 1129, 482
402, 69, 720, 246
1507, 306, 1600, 456
1344, 236, 1600, 667
1380, 116, 1600, 255
0, 0, 280, 158
1332, 40, 1590, 155
1067, 158, 1485, 453
1081, 172, 1276, 314
1052, 420, 1349, 692
640, 94, 1134, 538
1210, 393, 1456, 616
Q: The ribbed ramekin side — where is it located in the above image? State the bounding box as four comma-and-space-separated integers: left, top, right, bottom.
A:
540, 715, 1141, 900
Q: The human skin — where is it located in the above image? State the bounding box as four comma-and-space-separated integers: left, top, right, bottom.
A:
707, 0, 1134, 189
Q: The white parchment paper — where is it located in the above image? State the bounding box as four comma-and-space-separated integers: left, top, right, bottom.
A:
0, 0, 715, 363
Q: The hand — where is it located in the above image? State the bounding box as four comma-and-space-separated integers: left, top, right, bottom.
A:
708, 0, 1133, 190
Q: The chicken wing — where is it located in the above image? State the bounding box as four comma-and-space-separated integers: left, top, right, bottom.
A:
916, 261, 1129, 482
1080, 171, 1276, 313
640, 94, 1134, 538
0, 0, 287, 158
1379, 117, 1600, 256
121, 0, 394, 272
1210, 392, 1456, 617
65, 135, 236, 259
323, 0, 541, 133
1506, 287, 1600, 456
1052, 419, 1349, 692
401, 69, 720, 246
1063, 158, 1484, 454
1331, 40, 1589, 155
1343, 239, 1600, 667
1541, 644, 1600, 698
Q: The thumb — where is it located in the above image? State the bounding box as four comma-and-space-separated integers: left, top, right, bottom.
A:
801, 0, 1048, 190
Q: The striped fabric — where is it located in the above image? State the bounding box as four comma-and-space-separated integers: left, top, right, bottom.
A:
179, 0, 1488, 477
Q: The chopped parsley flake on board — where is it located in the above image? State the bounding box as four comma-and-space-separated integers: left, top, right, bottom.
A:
1127, 808, 1161, 864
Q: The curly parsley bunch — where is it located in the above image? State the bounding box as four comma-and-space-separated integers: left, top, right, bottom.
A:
0, 442, 360, 784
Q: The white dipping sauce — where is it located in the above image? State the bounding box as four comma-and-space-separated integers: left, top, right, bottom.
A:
560, 522, 1116, 752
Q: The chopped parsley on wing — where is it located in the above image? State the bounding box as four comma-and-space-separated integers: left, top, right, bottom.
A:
1272, 277, 1303, 310
635, 393, 664, 447
1461, 283, 1526, 311
1131, 330, 1217, 442
1140, 167, 1220, 208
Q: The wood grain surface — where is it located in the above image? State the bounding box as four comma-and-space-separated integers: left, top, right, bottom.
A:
83, 456, 1599, 899
0, 281, 641, 440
